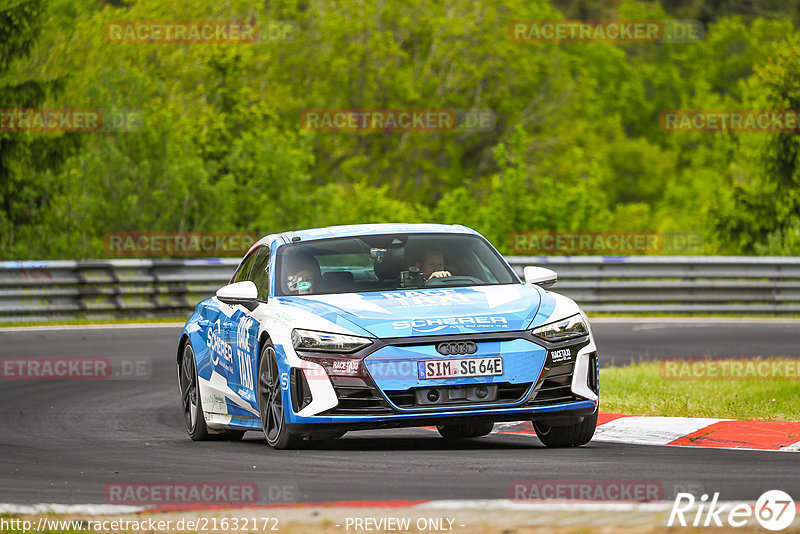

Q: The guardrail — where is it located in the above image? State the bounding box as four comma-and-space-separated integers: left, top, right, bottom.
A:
0, 256, 799, 322
0, 259, 239, 323
515, 256, 800, 314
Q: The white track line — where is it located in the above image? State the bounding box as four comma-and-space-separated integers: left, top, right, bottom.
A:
0, 503, 144, 514
0, 499, 709, 514
0, 323, 184, 332
780, 439, 800, 452
591, 416, 730, 446
451, 419, 800, 452
414, 499, 674, 512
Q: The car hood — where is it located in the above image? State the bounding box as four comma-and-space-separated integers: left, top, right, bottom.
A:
275, 284, 541, 338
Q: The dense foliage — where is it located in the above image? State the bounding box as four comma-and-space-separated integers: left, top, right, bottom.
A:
1, 0, 799, 258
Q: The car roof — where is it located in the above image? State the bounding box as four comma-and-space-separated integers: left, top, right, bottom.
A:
276, 223, 479, 244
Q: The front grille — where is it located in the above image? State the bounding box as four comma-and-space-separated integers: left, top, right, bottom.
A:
497, 382, 531, 402
322, 376, 393, 415
527, 362, 578, 406
385, 382, 531, 409
386, 389, 414, 407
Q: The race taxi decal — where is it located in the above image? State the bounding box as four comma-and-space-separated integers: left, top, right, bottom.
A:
549, 348, 573, 363
236, 316, 255, 391
382, 289, 472, 308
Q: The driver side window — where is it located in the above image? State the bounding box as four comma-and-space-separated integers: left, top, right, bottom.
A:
249, 247, 271, 300
232, 250, 259, 284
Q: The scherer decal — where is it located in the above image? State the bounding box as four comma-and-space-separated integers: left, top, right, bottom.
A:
392, 315, 509, 333
206, 319, 233, 369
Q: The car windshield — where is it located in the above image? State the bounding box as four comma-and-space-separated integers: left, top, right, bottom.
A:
275, 233, 518, 296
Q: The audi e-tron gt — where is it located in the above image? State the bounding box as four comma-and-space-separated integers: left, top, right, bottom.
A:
177, 224, 599, 449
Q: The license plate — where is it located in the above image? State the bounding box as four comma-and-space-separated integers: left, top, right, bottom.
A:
418, 357, 503, 379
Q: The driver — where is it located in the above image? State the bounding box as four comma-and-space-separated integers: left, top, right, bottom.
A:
415, 249, 452, 281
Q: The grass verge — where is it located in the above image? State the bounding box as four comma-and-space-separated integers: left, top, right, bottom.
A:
601, 360, 800, 421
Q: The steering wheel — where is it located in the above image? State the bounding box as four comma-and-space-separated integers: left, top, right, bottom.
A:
423, 275, 484, 287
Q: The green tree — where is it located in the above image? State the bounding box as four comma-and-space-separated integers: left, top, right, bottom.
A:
0, 0, 78, 257
711, 45, 800, 254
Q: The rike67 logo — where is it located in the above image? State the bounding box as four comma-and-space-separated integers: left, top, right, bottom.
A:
668, 490, 796, 531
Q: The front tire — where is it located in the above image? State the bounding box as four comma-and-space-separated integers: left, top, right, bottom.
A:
532, 411, 597, 448
258, 341, 303, 449
436, 421, 494, 439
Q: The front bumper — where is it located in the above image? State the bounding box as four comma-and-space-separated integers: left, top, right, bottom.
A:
284, 330, 599, 427
286, 402, 598, 434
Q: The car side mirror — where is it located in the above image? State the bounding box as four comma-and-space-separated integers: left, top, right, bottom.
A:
216, 281, 259, 309
523, 266, 557, 289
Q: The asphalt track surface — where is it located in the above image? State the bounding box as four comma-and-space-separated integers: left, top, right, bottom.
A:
0, 319, 798, 505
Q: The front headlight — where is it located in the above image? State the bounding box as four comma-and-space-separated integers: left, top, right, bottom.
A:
291, 329, 372, 353
531, 314, 588, 342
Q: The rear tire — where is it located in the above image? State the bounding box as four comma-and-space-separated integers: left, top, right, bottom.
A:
532, 411, 597, 448
179, 342, 210, 441
179, 341, 245, 441
436, 421, 494, 439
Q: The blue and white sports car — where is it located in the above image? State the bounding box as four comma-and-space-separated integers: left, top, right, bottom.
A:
177, 224, 599, 449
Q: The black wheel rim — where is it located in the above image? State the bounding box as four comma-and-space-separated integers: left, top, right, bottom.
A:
259, 346, 283, 444
180, 344, 198, 432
